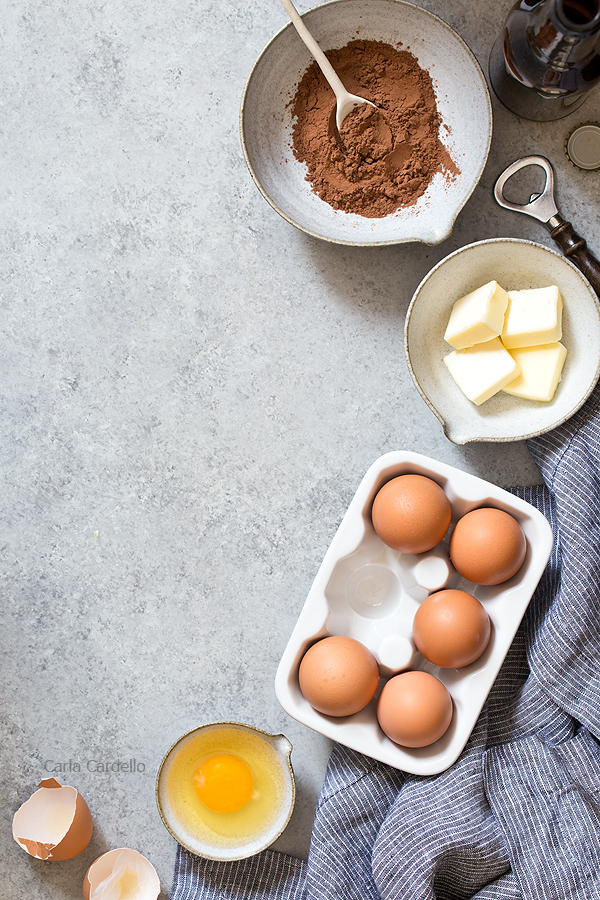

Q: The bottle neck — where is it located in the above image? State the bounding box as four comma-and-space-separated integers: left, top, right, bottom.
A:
529, 0, 600, 67
552, 0, 600, 34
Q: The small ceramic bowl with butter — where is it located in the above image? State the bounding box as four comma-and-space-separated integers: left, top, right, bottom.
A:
240, 0, 491, 246
156, 722, 295, 861
405, 238, 600, 444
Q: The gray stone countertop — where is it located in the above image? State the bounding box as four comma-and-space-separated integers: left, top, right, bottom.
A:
2, 0, 599, 896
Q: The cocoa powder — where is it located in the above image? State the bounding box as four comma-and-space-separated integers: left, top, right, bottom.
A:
290, 39, 459, 218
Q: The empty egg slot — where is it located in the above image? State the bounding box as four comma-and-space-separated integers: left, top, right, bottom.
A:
324, 536, 404, 625
344, 563, 401, 619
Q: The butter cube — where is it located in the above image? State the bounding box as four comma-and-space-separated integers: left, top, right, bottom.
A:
444, 337, 521, 406
444, 281, 509, 349
502, 342, 567, 402
501, 285, 562, 349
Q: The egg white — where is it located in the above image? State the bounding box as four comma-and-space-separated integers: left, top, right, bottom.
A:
163, 728, 286, 848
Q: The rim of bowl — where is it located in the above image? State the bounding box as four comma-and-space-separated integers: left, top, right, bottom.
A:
155, 721, 296, 862
404, 237, 600, 443
239, 0, 493, 247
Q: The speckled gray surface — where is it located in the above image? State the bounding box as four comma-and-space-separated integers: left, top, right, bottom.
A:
2, 0, 599, 897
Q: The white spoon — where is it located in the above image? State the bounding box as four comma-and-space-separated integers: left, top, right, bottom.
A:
279, 0, 376, 132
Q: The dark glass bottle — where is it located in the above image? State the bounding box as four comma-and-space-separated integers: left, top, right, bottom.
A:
489, 0, 600, 120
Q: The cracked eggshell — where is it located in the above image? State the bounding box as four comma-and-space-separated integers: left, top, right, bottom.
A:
12, 777, 93, 861
83, 848, 160, 900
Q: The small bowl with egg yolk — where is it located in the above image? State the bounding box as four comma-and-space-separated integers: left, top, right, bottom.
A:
156, 722, 295, 861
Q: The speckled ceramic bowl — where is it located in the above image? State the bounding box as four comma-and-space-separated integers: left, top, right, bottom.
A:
240, 0, 492, 246
404, 238, 600, 444
156, 722, 295, 862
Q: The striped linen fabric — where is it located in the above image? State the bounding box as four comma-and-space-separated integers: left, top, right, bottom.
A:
171, 385, 600, 900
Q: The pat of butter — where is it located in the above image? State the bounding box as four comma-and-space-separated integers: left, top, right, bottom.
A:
502, 342, 567, 402
501, 285, 562, 349
444, 337, 521, 406
444, 281, 509, 349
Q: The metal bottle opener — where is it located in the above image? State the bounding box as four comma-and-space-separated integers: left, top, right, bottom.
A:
494, 155, 600, 298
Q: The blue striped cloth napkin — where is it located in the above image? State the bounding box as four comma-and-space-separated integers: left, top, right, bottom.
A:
171, 385, 600, 900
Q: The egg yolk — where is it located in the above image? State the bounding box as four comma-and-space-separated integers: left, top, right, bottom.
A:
193, 754, 254, 813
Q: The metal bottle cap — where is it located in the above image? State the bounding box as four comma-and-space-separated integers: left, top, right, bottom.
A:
565, 123, 600, 171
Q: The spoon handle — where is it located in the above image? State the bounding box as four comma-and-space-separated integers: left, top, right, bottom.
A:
549, 220, 600, 299
279, 0, 347, 101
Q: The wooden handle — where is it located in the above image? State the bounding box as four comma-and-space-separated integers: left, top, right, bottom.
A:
550, 221, 600, 299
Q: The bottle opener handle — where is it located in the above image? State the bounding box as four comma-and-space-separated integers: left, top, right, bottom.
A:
494, 156, 600, 299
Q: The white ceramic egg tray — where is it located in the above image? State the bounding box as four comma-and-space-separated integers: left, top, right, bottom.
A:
275, 451, 553, 775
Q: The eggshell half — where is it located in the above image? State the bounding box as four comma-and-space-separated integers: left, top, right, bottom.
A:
83, 848, 160, 900
12, 777, 93, 861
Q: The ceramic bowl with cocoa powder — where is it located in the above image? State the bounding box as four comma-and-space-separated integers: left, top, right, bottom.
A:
240, 0, 492, 246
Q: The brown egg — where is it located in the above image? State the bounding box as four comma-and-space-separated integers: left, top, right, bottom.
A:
376, 670, 453, 747
449, 507, 527, 585
371, 474, 451, 554
412, 589, 491, 668
298, 635, 379, 717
